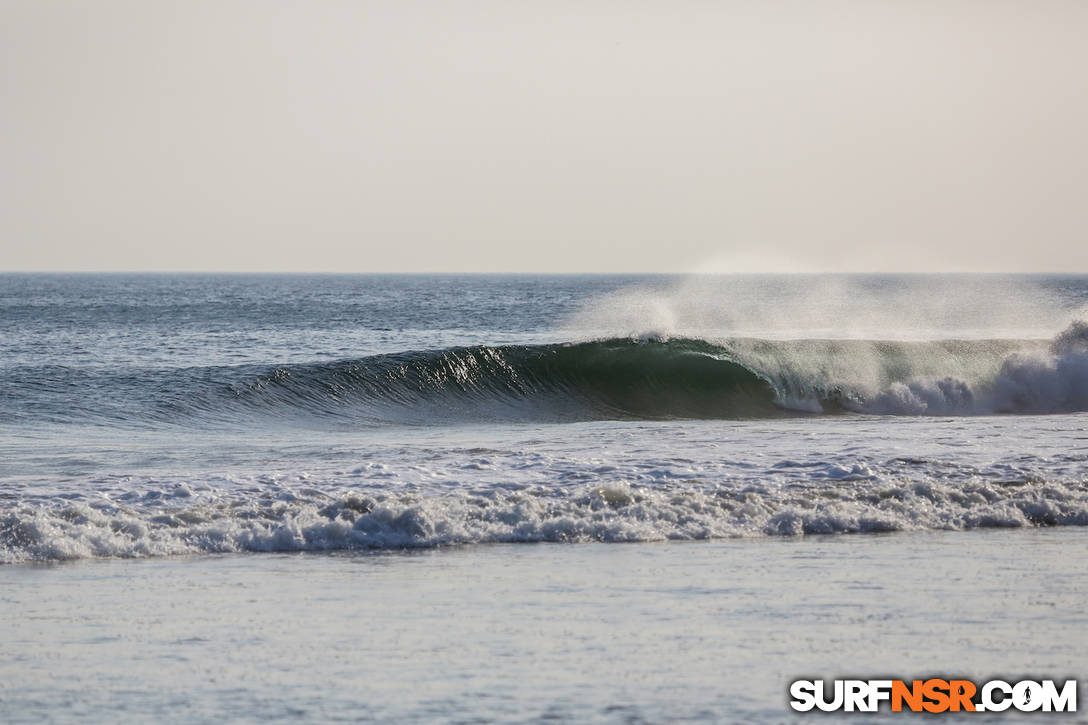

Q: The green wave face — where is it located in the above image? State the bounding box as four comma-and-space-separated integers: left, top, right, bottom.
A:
221, 338, 785, 425
512, 339, 781, 419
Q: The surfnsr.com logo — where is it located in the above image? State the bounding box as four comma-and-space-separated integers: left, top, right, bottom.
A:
789, 679, 1077, 713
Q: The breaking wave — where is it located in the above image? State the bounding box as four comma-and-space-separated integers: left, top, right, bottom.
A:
4, 322, 1088, 427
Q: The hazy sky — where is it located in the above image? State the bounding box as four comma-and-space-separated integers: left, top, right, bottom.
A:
2, 0, 1086, 273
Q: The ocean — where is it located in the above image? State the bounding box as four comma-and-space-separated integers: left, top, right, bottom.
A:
1, 273, 1086, 723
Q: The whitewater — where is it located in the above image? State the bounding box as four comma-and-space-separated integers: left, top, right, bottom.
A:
1, 273, 1087, 563
3, 273, 1087, 724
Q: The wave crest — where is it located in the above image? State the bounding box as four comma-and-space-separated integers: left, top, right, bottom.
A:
7, 323, 1088, 426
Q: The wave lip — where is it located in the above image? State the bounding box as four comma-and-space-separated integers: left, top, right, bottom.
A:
5, 322, 1088, 427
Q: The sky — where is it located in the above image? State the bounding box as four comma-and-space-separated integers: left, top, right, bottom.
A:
1, 0, 1086, 273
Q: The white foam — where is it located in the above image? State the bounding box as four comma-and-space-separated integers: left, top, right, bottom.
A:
4, 475, 1088, 563
856, 332, 1088, 415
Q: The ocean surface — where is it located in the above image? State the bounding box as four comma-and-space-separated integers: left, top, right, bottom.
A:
2, 273, 1087, 722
